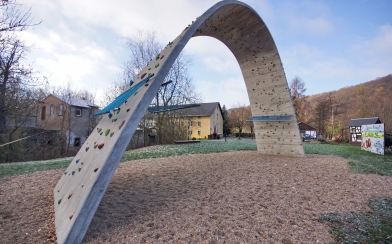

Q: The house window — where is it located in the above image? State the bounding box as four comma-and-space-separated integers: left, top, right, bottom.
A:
74, 138, 80, 147
188, 130, 192, 135
41, 106, 46, 120
50, 105, 54, 120
58, 104, 63, 116
188, 121, 193, 126
198, 116, 200, 119
198, 122, 201, 126
198, 131, 201, 135
75, 108, 82, 117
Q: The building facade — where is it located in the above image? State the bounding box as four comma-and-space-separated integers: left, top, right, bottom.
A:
37, 94, 100, 147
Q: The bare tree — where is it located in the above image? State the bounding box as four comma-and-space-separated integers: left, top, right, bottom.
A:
289, 76, 307, 121
228, 104, 251, 139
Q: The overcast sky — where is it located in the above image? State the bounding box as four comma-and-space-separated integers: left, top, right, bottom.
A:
19, 0, 392, 108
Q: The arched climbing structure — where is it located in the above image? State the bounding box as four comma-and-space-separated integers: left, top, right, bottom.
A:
54, 1, 305, 243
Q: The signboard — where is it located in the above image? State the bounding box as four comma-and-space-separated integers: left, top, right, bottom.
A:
361, 123, 385, 155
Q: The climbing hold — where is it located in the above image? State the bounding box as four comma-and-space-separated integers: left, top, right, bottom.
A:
81, 162, 84, 165
155, 54, 160, 60
141, 73, 147, 79
134, 91, 138, 96
126, 108, 130, 112
58, 199, 62, 204
76, 159, 79, 164
105, 129, 110, 136
145, 83, 149, 87
72, 171, 75, 175
110, 132, 114, 137
94, 144, 98, 149
69, 215, 73, 220
85, 147, 89, 152
148, 68, 151, 70
64, 172, 67, 175
94, 168, 99, 172
160, 55, 164, 59
108, 113, 113, 118
116, 109, 120, 114
119, 120, 125, 129
98, 143, 104, 149
78, 168, 81, 172
68, 193, 72, 199
155, 63, 159, 68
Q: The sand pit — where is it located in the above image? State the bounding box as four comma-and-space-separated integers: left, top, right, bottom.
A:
1, 151, 392, 243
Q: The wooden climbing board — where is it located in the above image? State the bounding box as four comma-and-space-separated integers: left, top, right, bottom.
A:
54, 1, 305, 243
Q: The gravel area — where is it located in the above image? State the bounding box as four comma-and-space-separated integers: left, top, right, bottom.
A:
1, 151, 392, 243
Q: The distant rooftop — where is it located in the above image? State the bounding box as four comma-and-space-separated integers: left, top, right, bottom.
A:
50, 94, 99, 108
348, 117, 382, 127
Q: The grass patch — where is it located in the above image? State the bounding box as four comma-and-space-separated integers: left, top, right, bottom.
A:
303, 143, 392, 177
319, 197, 392, 243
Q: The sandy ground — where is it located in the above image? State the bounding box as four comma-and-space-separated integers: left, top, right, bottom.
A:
1, 151, 392, 243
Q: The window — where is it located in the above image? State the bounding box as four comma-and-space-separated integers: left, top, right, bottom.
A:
198, 122, 201, 127
75, 108, 82, 117
58, 104, 63, 116
50, 105, 54, 120
41, 106, 46, 120
198, 116, 200, 119
188, 130, 192, 135
188, 121, 193, 126
74, 138, 80, 147
198, 131, 201, 135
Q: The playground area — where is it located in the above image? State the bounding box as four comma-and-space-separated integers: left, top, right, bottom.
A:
1, 150, 392, 243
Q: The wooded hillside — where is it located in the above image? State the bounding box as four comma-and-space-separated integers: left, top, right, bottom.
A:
300, 74, 392, 140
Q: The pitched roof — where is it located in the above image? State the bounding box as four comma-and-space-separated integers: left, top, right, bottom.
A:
148, 102, 222, 117
348, 117, 382, 127
49, 94, 99, 108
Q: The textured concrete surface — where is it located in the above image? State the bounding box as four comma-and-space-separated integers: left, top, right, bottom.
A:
54, 1, 304, 243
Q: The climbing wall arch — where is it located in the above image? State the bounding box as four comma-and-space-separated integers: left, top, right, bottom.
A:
54, 1, 304, 243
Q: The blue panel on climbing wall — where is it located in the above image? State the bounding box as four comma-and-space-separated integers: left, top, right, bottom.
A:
248, 115, 292, 122
92, 75, 154, 116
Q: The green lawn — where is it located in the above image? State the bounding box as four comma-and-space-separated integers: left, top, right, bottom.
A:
1, 140, 391, 178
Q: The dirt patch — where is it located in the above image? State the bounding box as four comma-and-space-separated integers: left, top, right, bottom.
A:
1, 151, 392, 243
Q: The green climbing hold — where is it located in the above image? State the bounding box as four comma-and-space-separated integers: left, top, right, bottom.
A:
148, 68, 151, 70
155, 54, 160, 60
116, 109, 120, 114
105, 129, 110, 136
58, 199, 62, 204
78, 168, 81, 172
81, 162, 84, 165
155, 63, 159, 68
134, 91, 138, 96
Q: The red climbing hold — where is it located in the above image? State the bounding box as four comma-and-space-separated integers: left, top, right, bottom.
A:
69, 215, 73, 220
141, 73, 147, 79
145, 83, 149, 87
98, 143, 104, 149
94, 168, 99, 172
160, 55, 164, 59
126, 108, 130, 112
119, 120, 125, 129
68, 193, 72, 199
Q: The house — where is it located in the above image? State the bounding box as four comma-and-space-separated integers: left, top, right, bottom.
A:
298, 122, 317, 139
348, 117, 382, 146
37, 94, 100, 147
182, 102, 224, 139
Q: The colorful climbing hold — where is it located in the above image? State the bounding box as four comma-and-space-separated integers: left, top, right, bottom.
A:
145, 83, 149, 87
58, 199, 62, 204
78, 168, 81, 172
155, 54, 160, 60
68, 193, 72, 199
69, 215, 73, 220
98, 143, 104, 149
155, 63, 159, 68
97, 128, 102, 133
116, 109, 120, 114
110, 132, 114, 137
85, 147, 89, 152
76, 159, 79, 164
108, 113, 113, 118
64, 172, 67, 175
100, 132, 103, 135
72, 171, 75, 175
160, 55, 164, 59
94, 144, 98, 149
141, 73, 147, 79
94, 168, 99, 172
105, 129, 110, 136
134, 91, 138, 96
126, 108, 130, 112
119, 120, 125, 129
